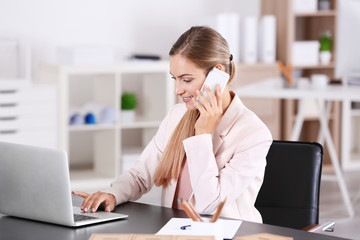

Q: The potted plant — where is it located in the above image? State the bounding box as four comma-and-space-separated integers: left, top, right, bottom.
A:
319, 31, 332, 65
121, 92, 138, 123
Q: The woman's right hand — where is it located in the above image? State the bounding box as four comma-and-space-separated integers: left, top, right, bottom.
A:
192, 84, 223, 135
72, 191, 116, 213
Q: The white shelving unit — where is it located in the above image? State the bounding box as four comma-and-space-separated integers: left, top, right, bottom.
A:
0, 84, 58, 149
39, 61, 175, 192
261, 0, 342, 165
0, 41, 58, 150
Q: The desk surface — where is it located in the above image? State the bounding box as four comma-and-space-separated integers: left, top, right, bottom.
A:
236, 78, 360, 101
0, 197, 350, 240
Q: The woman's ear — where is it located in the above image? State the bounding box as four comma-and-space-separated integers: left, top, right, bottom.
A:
214, 64, 224, 71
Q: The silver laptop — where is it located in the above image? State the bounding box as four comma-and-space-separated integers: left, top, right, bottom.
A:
0, 141, 128, 227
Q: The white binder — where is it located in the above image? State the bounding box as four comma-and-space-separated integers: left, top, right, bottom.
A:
258, 15, 276, 63
241, 16, 257, 64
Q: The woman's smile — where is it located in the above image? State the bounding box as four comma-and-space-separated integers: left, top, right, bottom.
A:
182, 96, 193, 103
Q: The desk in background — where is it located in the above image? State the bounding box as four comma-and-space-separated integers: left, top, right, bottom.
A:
0, 199, 350, 240
236, 78, 360, 218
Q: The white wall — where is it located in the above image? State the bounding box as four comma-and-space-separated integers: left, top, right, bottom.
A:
0, 0, 259, 80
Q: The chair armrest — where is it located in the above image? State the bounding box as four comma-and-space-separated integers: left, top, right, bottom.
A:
302, 224, 323, 232
302, 221, 335, 233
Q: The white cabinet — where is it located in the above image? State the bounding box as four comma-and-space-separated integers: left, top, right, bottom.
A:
0, 84, 57, 149
39, 61, 175, 192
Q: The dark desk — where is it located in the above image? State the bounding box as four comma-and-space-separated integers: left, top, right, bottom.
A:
0, 200, 350, 240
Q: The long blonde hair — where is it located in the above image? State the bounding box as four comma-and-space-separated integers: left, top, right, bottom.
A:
153, 26, 237, 187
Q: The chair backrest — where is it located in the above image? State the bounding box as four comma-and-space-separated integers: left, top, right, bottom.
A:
255, 140, 323, 229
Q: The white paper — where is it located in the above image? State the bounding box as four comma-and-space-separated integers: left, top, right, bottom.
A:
156, 217, 242, 239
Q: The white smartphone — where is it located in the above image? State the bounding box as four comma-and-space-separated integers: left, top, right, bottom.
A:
197, 67, 230, 106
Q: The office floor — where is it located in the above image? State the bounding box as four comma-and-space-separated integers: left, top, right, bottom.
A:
318, 168, 360, 240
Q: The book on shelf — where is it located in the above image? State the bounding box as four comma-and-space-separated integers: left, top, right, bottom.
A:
347, 76, 360, 86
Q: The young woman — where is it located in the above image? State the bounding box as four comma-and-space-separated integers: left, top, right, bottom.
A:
73, 26, 272, 223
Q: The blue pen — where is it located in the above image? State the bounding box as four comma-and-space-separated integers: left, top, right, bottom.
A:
180, 224, 191, 230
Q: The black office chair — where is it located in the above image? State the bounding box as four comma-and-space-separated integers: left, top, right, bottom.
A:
255, 140, 323, 230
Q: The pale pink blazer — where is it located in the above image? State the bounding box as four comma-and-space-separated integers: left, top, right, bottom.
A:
105, 92, 272, 223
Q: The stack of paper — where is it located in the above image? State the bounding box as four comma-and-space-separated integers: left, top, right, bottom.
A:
156, 218, 242, 240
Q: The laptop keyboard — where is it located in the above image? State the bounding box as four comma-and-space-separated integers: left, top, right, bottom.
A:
73, 214, 98, 222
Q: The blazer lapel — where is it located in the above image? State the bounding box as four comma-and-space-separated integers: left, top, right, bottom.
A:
212, 92, 244, 155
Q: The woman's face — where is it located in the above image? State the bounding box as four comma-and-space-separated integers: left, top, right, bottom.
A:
169, 54, 207, 110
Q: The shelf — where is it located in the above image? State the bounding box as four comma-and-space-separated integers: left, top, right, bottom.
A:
120, 120, 161, 129
0, 79, 31, 88
294, 10, 337, 17
261, 0, 341, 165
43, 61, 170, 75
293, 63, 335, 70
351, 109, 360, 117
120, 61, 170, 73
69, 124, 117, 132
40, 60, 175, 191
68, 121, 162, 131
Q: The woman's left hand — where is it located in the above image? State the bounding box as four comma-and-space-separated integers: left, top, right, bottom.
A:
192, 84, 223, 135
